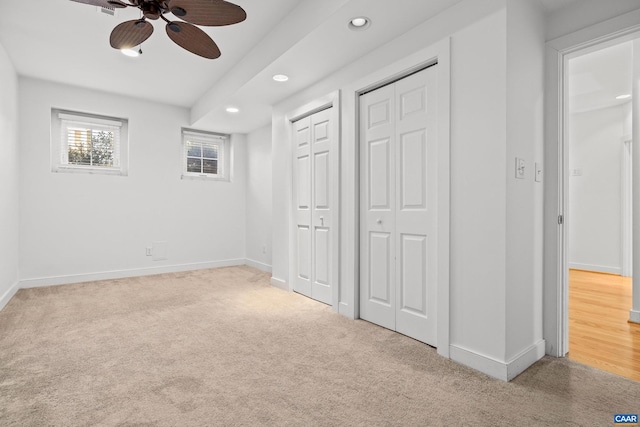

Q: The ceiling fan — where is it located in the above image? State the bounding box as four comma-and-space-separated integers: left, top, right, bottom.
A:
70, 0, 247, 59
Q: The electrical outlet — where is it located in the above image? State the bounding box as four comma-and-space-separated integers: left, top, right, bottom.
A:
516, 158, 525, 179
145, 247, 152, 256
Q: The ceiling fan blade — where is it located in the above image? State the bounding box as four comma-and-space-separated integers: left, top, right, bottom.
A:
110, 20, 154, 50
165, 21, 221, 59
167, 0, 246, 26
69, 0, 127, 8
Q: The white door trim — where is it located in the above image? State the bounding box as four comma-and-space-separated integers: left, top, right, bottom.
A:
342, 38, 451, 357
622, 137, 633, 278
286, 91, 341, 311
544, 9, 640, 356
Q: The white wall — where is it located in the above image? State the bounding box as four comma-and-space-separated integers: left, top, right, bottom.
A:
18, 78, 246, 285
505, 0, 545, 364
245, 124, 272, 271
546, 0, 640, 41
0, 42, 19, 308
446, 5, 508, 365
271, 0, 545, 380
569, 104, 629, 274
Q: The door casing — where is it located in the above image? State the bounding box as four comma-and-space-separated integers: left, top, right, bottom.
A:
287, 92, 341, 311
348, 39, 451, 357
544, 10, 640, 357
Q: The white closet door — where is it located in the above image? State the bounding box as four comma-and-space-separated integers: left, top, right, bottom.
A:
360, 66, 438, 346
294, 116, 312, 298
293, 108, 334, 305
359, 84, 397, 330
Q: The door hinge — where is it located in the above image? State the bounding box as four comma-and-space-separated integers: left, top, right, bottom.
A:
558, 215, 564, 225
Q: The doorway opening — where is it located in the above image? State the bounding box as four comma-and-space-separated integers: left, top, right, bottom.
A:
565, 37, 640, 381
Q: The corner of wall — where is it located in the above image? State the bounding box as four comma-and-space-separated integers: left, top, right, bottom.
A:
0, 40, 20, 307
0, 281, 20, 312
450, 340, 545, 382
270, 276, 288, 291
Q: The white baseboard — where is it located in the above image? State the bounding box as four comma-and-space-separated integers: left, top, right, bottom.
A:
450, 345, 509, 381
245, 259, 272, 273
270, 276, 289, 291
506, 340, 546, 381
19, 259, 246, 289
450, 340, 545, 381
339, 302, 354, 319
569, 262, 621, 275
0, 281, 20, 312
630, 310, 640, 324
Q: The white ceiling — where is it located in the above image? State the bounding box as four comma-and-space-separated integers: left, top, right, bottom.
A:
538, 0, 582, 13
0, 0, 589, 134
568, 40, 633, 113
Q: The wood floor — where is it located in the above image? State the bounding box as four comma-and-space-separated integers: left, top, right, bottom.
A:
568, 269, 640, 381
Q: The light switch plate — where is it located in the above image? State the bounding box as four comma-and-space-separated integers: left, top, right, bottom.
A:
535, 162, 542, 182
516, 158, 525, 179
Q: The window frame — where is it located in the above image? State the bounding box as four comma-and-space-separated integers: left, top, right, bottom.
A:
181, 129, 230, 181
51, 109, 129, 176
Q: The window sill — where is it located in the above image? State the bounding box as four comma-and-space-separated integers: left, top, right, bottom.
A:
52, 165, 127, 176
181, 173, 229, 182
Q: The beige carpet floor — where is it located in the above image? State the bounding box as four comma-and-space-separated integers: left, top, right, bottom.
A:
0, 265, 639, 426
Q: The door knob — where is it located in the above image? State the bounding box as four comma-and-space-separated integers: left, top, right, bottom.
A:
376, 218, 382, 224
320, 216, 324, 226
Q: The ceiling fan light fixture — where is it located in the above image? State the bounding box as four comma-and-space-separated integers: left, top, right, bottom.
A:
121, 47, 142, 57
273, 74, 289, 82
349, 16, 371, 31
168, 22, 182, 33
171, 6, 187, 17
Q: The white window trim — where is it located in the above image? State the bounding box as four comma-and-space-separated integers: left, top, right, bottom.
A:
181, 129, 230, 181
51, 109, 129, 176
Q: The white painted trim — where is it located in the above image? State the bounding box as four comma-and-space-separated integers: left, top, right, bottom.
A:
568, 263, 622, 276
285, 90, 341, 312
19, 259, 245, 289
450, 340, 545, 382
630, 310, 640, 324
245, 259, 272, 273
270, 276, 289, 291
544, 8, 640, 358
449, 345, 510, 381
0, 281, 20, 312
506, 341, 547, 381
622, 139, 633, 277
344, 38, 451, 358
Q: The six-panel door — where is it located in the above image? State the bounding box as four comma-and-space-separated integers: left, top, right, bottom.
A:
359, 66, 438, 346
293, 108, 333, 305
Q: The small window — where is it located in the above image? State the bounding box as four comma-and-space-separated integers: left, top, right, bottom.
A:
182, 129, 229, 180
51, 109, 128, 175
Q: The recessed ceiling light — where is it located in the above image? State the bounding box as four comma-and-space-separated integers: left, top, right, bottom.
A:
121, 48, 142, 57
273, 74, 289, 82
348, 16, 371, 31
616, 94, 632, 100
226, 107, 240, 113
